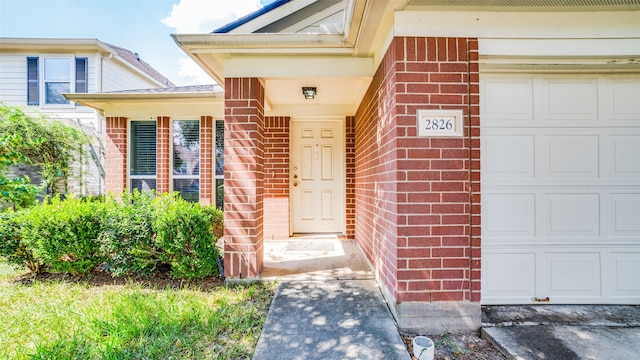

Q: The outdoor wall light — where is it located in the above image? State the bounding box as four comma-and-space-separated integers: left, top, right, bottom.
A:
302, 87, 317, 100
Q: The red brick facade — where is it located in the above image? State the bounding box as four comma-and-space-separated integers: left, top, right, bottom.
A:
354, 37, 481, 304
200, 116, 214, 205
346, 116, 356, 239
105, 117, 127, 195
264, 116, 290, 239
223, 77, 265, 279
156, 116, 170, 194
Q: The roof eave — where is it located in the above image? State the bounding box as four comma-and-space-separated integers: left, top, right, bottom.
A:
65, 91, 223, 102
172, 32, 355, 87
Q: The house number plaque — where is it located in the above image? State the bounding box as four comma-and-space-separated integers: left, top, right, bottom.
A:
416, 109, 463, 138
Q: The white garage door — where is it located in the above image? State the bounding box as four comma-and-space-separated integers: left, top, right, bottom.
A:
481, 74, 640, 304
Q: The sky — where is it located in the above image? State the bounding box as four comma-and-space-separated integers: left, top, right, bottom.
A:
0, 0, 276, 86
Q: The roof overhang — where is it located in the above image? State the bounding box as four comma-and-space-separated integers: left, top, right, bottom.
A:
0, 37, 114, 52
64, 91, 224, 119
171, 0, 639, 117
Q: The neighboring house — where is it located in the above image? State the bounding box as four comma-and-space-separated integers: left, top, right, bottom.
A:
0, 38, 174, 195
68, 0, 640, 333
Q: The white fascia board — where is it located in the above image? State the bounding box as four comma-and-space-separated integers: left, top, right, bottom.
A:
479, 38, 640, 58
224, 56, 373, 77
394, 10, 640, 39
175, 33, 349, 51
0, 38, 110, 52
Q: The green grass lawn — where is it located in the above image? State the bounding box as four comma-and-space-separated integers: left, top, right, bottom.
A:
0, 263, 275, 359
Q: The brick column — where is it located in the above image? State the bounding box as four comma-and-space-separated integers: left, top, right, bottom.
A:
200, 116, 213, 205
354, 36, 480, 332
224, 78, 265, 279
105, 117, 127, 195
393, 37, 480, 304
156, 116, 170, 194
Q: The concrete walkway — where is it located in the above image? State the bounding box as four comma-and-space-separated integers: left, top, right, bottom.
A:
481, 305, 640, 360
252, 236, 410, 360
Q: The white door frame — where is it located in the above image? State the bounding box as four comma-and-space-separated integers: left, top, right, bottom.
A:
289, 118, 346, 235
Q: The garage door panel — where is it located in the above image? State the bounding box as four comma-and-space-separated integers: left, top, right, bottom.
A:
544, 135, 599, 178
610, 193, 640, 236
481, 77, 533, 122
604, 77, 640, 120
543, 252, 601, 297
611, 135, 640, 176
483, 252, 536, 302
542, 78, 598, 121
484, 194, 535, 239
483, 135, 534, 179
609, 252, 640, 296
545, 193, 600, 238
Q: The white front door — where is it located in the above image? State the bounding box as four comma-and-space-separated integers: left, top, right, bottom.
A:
290, 120, 345, 234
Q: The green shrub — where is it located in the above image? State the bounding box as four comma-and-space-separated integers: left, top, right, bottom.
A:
99, 191, 158, 276
154, 194, 219, 279
20, 196, 104, 275
0, 211, 42, 273
204, 205, 224, 240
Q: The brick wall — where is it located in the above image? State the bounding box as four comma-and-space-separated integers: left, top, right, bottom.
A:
355, 37, 481, 305
156, 116, 170, 194
264, 116, 290, 239
224, 77, 265, 279
346, 116, 356, 239
200, 116, 214, 205
105, 117, 127, 195
355, 40, 400, 301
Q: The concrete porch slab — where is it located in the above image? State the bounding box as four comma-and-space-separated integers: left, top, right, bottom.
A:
261, 236, 373, 281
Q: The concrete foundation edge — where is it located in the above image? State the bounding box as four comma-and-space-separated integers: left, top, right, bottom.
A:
379, 282, 481, 333
395, 301, 481, 334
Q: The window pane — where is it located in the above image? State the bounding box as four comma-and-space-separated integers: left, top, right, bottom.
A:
174, 179, 199, 202
216, 179, 224, 209
44, 58, 70, 81
131, 179, 157, 192
215, 120, 224, 176
173, 120, 200, 176
45, 82, 70, 104
131, 121, 157, 176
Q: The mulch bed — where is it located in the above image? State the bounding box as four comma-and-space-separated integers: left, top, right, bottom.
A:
13, 268, 224, 291
401, 332, 506, 360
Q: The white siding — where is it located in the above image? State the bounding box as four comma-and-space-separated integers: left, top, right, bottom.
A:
0, 52, 29, 104
101, 59, 162, 92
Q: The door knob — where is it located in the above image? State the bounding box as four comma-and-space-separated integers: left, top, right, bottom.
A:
293, 182, 298, 187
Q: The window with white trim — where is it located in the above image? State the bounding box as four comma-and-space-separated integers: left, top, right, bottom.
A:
129, 121, 157, 192
26, 56, 88, 106
172, 120, 200, 202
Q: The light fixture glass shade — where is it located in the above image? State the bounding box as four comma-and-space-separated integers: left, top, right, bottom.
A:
302, 87, 316, 99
